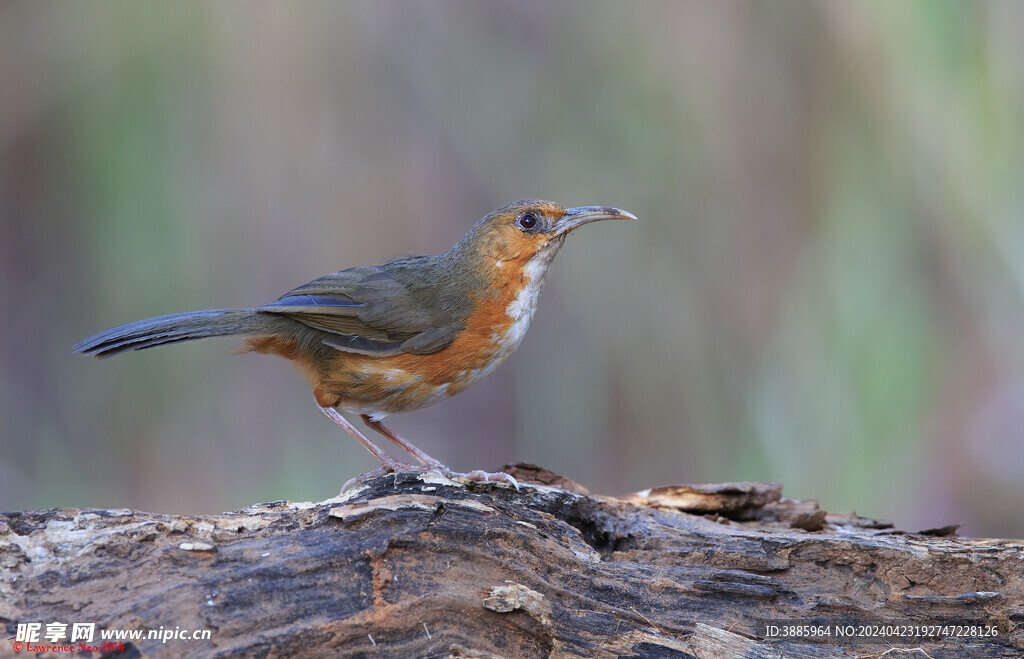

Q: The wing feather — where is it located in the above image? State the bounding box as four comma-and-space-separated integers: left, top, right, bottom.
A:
256, 260, 467, 356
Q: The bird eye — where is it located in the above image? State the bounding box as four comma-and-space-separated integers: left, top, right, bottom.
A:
519, 213, 538, 229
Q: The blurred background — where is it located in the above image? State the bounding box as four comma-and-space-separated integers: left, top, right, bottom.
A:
2, 1, 1023, 537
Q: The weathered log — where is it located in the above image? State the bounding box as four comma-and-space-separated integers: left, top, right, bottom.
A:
1, 464, 1021, 657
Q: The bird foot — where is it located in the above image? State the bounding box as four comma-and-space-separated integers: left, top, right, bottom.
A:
340, 462, 445, 493
456, 469, 520, 491
340, 465, 520, 494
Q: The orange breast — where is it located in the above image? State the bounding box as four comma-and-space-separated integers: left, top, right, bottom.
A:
329, 287, 528, 413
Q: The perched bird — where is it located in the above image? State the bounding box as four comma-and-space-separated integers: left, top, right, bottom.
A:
75, 200, 636, 488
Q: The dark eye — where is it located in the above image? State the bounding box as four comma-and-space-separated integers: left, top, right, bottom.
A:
519, 213, 538, 229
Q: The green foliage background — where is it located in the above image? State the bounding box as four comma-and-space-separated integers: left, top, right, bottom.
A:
2, 1, 1022, 536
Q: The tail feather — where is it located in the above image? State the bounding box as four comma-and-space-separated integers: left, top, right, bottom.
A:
74, 309, 266, 358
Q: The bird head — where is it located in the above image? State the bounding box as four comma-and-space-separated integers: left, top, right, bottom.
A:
453, 200, 637, 276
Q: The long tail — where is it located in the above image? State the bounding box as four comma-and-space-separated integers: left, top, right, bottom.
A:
74, 309, 268, 358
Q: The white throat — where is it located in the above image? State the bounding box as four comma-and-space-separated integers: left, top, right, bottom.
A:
499, 236, 565, 353
453, 236, 567, 390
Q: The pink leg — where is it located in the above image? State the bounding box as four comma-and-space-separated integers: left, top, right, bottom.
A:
318, 401, 519, 491
360, 415, 449, 470
359, 416, 518, 490
317, 403, 404, 470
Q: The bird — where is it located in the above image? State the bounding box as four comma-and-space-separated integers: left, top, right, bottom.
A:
75, 200, 637, 489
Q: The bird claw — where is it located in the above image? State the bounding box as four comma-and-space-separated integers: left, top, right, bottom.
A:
459, 470, 520, 492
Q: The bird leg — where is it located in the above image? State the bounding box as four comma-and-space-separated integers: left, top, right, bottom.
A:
318, 402, 519, 491
317, 403, 421, 474
359, 415, 449, 470
360, 416, 519, 490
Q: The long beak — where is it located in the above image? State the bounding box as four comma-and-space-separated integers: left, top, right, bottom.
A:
555, 206, 638, 235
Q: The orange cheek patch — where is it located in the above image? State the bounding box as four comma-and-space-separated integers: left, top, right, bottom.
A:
481, 225, 548, 264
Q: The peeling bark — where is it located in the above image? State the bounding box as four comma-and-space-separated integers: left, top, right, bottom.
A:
2, 464, 1022, 658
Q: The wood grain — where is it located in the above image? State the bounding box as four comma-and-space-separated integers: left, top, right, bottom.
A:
2, 465, 1021, 657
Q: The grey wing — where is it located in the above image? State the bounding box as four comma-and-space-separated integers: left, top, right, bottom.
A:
257, 264, 463, 356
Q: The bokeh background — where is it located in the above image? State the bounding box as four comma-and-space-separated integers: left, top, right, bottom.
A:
2, 1, 1023, 537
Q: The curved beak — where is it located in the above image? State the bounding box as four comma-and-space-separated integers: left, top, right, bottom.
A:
554, 206, 637, 235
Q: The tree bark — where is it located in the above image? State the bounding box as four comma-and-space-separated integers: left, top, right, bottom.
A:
2, 464, 1021, 658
